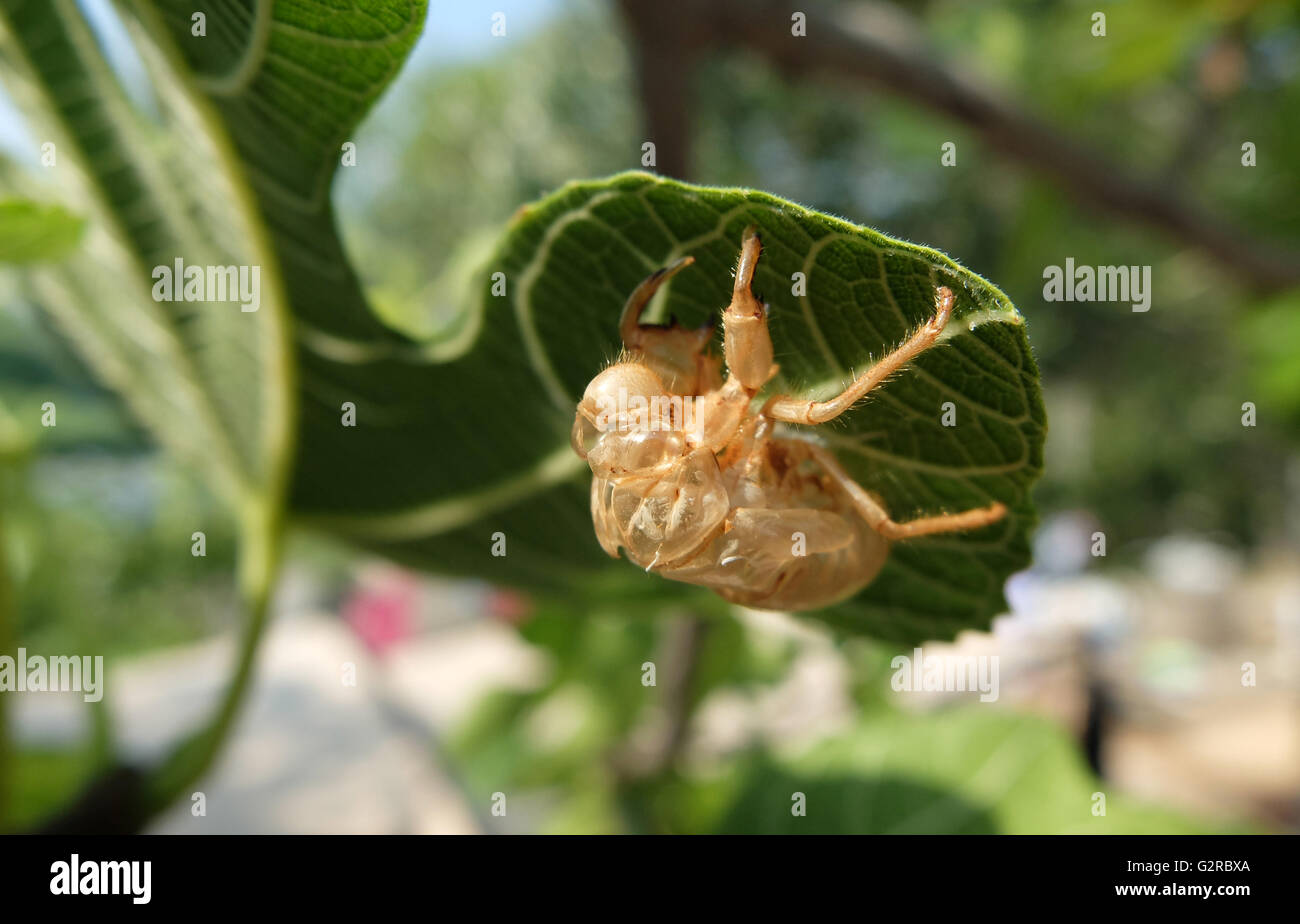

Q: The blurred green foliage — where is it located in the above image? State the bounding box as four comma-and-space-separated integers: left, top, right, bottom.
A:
0, 200, 84, 263
1, 308, 236, 658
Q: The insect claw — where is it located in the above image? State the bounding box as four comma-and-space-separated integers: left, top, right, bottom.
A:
620, 255, 699, 347
734, 227, 762, 296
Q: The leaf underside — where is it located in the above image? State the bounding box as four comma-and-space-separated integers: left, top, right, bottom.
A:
292, 171, 1046, 645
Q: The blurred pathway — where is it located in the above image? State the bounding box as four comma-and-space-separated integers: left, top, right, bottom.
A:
13, 572, 542, 834
131, 607, 541, 834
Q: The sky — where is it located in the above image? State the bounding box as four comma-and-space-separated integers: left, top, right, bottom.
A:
416, 1, 565, 68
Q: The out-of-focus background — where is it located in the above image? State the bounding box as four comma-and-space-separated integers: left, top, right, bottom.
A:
2, 0, 1298, 833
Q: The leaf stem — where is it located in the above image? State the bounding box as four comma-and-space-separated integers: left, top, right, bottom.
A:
143, 501, 280, 817
0, 487, 15, 827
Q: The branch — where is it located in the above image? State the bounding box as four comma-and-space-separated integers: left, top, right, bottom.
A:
615, 0, 701, 179
621, 0, 1300, 294
609, 614, 709, 781
655, 615, 709, 770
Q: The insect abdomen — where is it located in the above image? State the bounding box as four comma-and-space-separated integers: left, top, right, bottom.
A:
591, 447, 729, 568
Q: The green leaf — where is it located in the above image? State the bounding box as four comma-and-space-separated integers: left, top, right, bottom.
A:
0, 200, 84, 263
118, 0, 601, 593
0, 0, 327, 822
0, 0, 295, 518
0, 746, 98, 832
293, 172, 1045, 644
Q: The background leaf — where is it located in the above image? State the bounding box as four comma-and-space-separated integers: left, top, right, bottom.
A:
131, 0, 430, 501
0, 0, 399, 824
0, 200, 84, 263
0, 0, 294, 517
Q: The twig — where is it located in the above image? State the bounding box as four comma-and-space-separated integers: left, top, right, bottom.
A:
615, 0, 701, 179
656, 615, 709, 770
610, 613, 710, 781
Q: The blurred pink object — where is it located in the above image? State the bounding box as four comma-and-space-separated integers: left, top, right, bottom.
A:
343, 570, 419, 654
486, 587, 533, 625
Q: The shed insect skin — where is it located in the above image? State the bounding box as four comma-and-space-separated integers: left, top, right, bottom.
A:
571, 228, 1008, 611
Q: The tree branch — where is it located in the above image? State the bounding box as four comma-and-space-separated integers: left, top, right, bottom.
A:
619, 0, 1300, 294
609, 614, 709, 781
615, 0, 701, 179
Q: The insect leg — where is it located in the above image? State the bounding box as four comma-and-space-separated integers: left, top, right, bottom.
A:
802, 441, 1006, 540
619, 255, 700, 347
721, 226, 779, 392
763, 286, 955, 425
